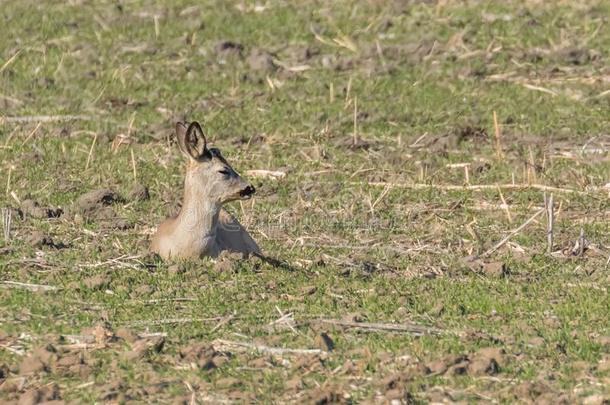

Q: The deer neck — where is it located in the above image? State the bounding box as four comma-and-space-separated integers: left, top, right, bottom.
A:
175, 177, 221, 240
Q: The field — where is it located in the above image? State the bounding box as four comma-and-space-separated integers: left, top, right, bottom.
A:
1, 0, 609, 403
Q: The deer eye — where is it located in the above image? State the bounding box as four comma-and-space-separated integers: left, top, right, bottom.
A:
218, 168, 231, 176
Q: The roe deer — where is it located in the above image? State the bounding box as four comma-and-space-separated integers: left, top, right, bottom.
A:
151, 121, 261, 260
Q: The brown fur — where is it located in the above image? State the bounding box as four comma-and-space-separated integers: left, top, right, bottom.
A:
151, 122, 260, 260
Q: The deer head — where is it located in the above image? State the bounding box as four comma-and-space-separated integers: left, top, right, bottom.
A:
176, 121, 255, 205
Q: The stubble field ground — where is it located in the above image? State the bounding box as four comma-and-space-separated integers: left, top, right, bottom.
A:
1, 0, 609, 403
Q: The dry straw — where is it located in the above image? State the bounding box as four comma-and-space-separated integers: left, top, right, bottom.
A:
492, 110, 503, 159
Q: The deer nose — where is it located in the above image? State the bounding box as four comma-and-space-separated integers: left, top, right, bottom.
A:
240, 185, 256, 197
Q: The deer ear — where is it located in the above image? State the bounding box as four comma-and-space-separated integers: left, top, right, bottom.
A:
176, 121, 208, 160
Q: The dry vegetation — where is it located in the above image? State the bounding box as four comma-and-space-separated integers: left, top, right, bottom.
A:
1, 0, 609, 403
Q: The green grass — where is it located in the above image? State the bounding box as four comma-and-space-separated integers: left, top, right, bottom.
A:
1, 0, 609, 403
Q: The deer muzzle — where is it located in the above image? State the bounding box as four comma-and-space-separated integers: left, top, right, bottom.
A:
239, 185, 256, 199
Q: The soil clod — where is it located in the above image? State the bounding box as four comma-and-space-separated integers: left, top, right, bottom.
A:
18, 383, 61, 405
315, 332, 335, 352
180, 342, 226, 371
247, 48, 276, 73
25, 231, 58, 249
128, 183, 150, 202
76, 189, 120, 209
21, 200, 62, 219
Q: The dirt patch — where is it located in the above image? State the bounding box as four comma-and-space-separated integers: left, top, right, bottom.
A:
167, 264, 186, 275
105, 380, 173, 403
464, 258, 511, 278
410, 125, 489, 156
115, 327, 137, 344
79, 323, 116, 346
292, 355, 325, 373
213, 251, 244, 272
314, 332, 334, 352
128, 183, 150, 202
180, 342, 228, 370
21, 199, 62, 219
284, 376, 303, 392
18, 383, 62, 405
215, 40, 244, 58
248, 356, 274, 369
468, 347, 504, 376
510, 379, 568, 403
280, 45, 320, 64
454, 125, 489, 144
215, 377, 241, 389
377, 372, 416, 402
225, 390, 255, 402
97, 380, 127, 402
19, 344, 58, 375
381, 39, 438, 65
72, 188, 120, 215
105, 217, 131, 230
82, 274, 111, 290
305, 386, 347, 404
130, 284, 153, 298
335, 136, 373, 151
0, 378, 24, 395
71, 188, 131, 229
548, 46, 601, 66
425, 348, 506, 377
480, 261, 510, 278
425, 389, 457, 403
52, 350, 91, 379
121, 335, 165, 362
25, 230, 64, 249
597, 356, 610, 373
430, 357, 459, 377
246, 48, 277, 73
